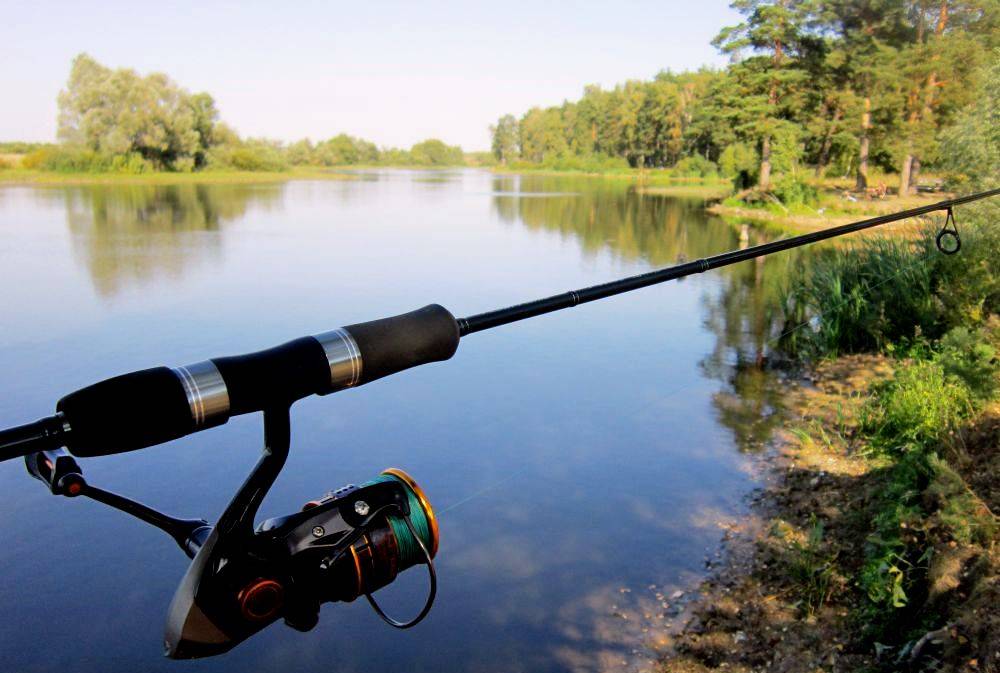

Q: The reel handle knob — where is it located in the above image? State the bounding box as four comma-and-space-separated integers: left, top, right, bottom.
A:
25, 449, 85, 496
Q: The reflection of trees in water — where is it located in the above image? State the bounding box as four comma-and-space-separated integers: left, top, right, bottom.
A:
701, 245, 808, 453
491, 174, 804, 454
65, 183, 283, 296
492, 175, 739, 266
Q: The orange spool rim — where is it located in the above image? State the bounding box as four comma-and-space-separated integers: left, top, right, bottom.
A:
381, 467, 439, 558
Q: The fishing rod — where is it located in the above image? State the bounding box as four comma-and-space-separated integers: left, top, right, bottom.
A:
0, 186, 996, 659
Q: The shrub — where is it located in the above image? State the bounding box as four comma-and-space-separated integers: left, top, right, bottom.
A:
770, 174, 819, 207
860, 360, 972, 454
207, 141, 288, 172
19, 145, 137, 172
672, 155, 718, 178
719, 142, 758, 189
935, 325, 999, 400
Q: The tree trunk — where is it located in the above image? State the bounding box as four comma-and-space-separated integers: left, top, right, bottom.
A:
815, 106, 842, 177
759, 135, 772, 190
909, 156, 921, 192
856, 97, 871, 191
899, 154, 914, 196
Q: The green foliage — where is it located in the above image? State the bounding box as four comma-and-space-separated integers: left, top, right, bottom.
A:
58, 54, 218, 171
207, 139, 288, 172
938, 49, 1000, 192
859, 452, 929, 613
490, 114, 519, 165
487, 1, 994, 189
781, 220, 1000, 361
770, 174, 818, 207
935, 325, 1000, 401
0, 141, 50, 154
718, 142, 758, 181
313, 134, 380, 166
861, 360, 972, 455
21, 145, 152, 173
926, 454, 997, 545
781, 236, 936, 357
787, 515, 838, 616
671, 156, 718, 178
507, 153, 629, 173
408, 139, 464, 166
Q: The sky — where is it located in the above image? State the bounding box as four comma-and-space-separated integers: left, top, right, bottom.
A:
1, 1, 740, 151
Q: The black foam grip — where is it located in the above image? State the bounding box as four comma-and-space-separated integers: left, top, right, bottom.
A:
212, 336, 330, 415
56, 367, 195, 457
343, 304, 460, 385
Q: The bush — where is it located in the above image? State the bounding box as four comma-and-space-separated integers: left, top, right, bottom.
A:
207, 141, 288, 172
20, 145, 152, 173
672, 155, 718, 178
860, 360, 972, 454
719, 142, 758, 188
935, 325, 999, 400
770, 174, 819, 207
409, 139, 464, 166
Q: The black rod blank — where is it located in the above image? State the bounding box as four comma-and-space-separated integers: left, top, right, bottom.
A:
457, 187, 1000, 336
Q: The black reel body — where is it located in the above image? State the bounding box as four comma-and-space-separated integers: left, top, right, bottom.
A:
24, 409, 438, 660
166, 472, 437, 659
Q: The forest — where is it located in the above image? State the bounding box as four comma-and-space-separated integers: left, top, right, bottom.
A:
490, 0, 998, 195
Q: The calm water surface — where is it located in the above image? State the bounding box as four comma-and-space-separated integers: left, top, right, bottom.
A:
0, 170, 792, 673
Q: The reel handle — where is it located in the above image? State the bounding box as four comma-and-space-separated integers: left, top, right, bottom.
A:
25, 448, 85, 496
1, 305, 460, 460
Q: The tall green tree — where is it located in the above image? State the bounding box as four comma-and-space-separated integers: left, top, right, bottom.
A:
820, 0, 909, 189
714, 0, 812, 189
490, 114, 519, 164
57, 53, 218, 171
893, 0, 996, 194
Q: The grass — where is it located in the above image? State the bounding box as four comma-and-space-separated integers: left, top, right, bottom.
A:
787, 514, 840, 617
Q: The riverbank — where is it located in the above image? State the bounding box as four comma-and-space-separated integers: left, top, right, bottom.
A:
708, 190, 953, 236
660, 354, 1000, 673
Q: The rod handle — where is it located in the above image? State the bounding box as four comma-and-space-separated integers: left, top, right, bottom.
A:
25, 305, 461, 459
341, 303, 460, 386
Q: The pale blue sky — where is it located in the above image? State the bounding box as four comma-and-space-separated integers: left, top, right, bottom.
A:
2, 1, 740, 150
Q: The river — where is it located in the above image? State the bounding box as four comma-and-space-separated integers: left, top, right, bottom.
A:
0, 170, 794, 672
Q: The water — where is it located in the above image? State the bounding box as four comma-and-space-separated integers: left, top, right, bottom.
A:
0, 170, 791, 672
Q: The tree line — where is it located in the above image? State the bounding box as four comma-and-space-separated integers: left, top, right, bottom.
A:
23, 54, 466, 173
490, 0, 998, 195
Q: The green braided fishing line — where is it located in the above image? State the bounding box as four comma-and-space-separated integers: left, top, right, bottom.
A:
365, 473, 434, 567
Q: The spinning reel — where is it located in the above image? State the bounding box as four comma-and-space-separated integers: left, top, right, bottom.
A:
25, 407, 438, 659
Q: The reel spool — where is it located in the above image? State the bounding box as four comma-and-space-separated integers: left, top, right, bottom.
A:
303, 468, 439, 611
